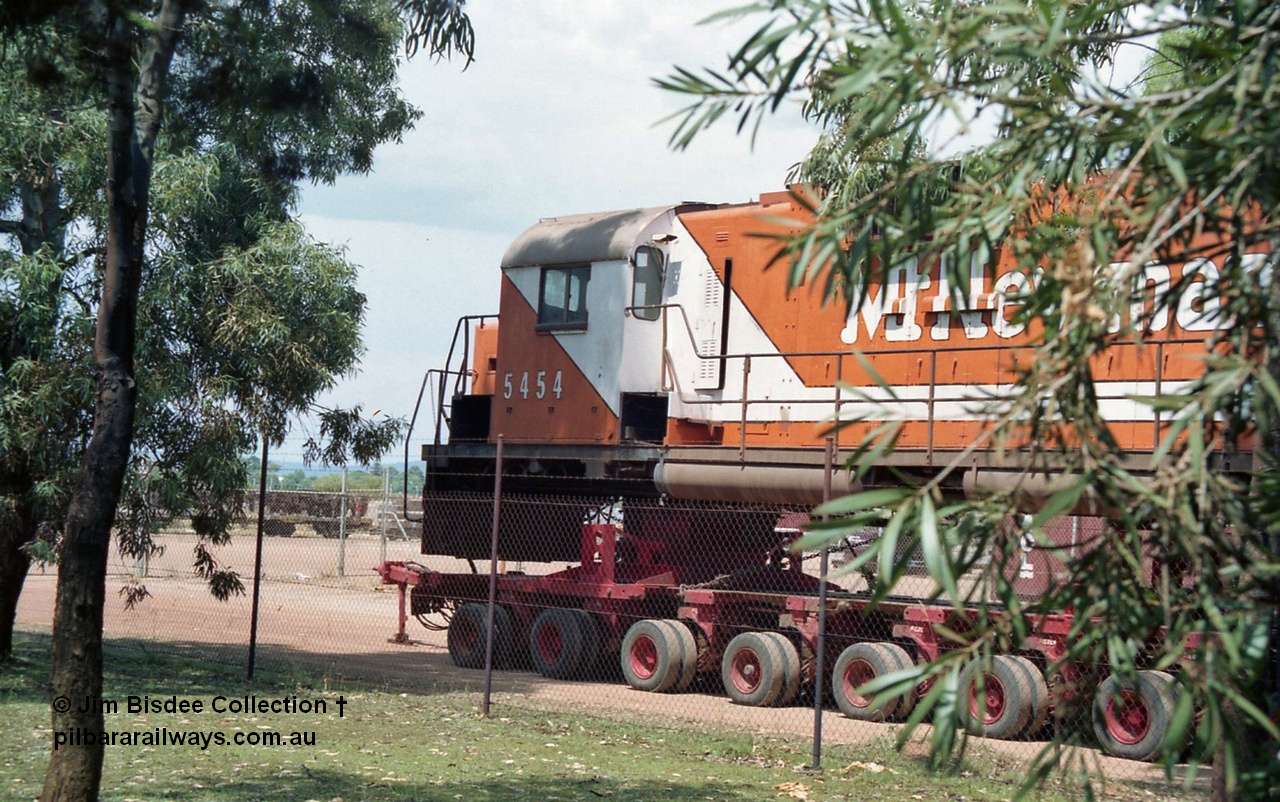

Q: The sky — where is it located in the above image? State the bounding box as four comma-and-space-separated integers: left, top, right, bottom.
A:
290, 2, 818, 457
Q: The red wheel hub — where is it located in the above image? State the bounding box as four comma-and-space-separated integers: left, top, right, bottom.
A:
537, 623, 563, 665
630, 635, 658, 680
457, 620, 479, 655
970, 674, 1006, 724
842, 659, 876, 708
1106, 689, 1150, 745
731, 648, 762, 694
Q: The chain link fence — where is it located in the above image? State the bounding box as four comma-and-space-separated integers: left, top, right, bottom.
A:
390, 454, 1205, 793
13, 458, 1210, 798
106, 477, 419, 581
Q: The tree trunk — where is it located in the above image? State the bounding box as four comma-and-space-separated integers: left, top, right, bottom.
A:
0, 525, 33, 658
39, 2, 188, 798
38, 395, 132, 800
38, 11, 138, 797
0, 474, 36, 659
0, 162, 69, 661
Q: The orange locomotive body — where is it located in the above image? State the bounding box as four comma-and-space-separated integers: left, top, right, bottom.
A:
384, 191, 1262, 761
426, 190, 1250, 526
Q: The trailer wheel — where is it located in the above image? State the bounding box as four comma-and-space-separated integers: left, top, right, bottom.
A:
447, 602, 512, 670
833, 643, 902, 721
1009, 656, 1051, 738
877, 643, 919, 718
760, 632, 802, 706
1092, 670, 1177, 762
961, 655, 1034, 740
660, 620, 699, 692
621, 619, 682, 692
721, 632, 786, 707
529, 608, 585, 680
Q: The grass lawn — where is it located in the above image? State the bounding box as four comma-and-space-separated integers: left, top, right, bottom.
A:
2, 632, 1171, 801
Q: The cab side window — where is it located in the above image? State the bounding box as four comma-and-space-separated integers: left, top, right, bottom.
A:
631, 246, 664, 321
537, 265, 590, 330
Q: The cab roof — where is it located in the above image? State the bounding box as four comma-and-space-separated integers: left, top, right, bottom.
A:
500, 206, 676, 269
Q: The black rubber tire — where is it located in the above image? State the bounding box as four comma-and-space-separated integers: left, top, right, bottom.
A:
760, 632, 802, 706
575, 610, 604, 679
833, 642, 902, 721
491, 604, 515, 669
1008, 655, 1051, 738
621, 619, 682, 692
960, 655, 1034, 740
721, 632, 786, 707
529, 608, 585, 680
659, 620, 699, 692
1092, 670, 1177, 762
874, 643, 918, 719
447, 602, 512, 670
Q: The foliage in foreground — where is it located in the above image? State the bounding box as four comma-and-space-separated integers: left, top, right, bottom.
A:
3, 2, 472, 797
661, 0, 1279, 796
0, 0, 424, 657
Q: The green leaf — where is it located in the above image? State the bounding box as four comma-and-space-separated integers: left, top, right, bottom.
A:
1028, 473, 1089, 530
919, 495, 960, 605
854, 664, 925, 698
814, 487, 913, 516
1162, 683, 1194, 755
878, 507, 907, 585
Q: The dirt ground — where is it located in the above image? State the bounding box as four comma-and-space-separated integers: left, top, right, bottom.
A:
14, 531, 1196, 795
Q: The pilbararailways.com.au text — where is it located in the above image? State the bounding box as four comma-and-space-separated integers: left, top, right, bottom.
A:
54, 727, 318, 751
49, 694, 346, 751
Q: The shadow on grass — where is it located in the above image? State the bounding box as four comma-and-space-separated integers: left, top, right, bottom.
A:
5, 630, 622, 702
890, 730, 1212, 801
0, 644, 53, 704
122, 769, 767, 802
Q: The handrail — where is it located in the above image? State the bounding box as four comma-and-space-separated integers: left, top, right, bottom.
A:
403, 367, 475, 522
641, 300, 1207, 462
403, 313, 496, 522
435, 314, 499, 446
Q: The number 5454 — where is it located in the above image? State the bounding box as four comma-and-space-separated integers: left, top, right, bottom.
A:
502, 369, 563, 400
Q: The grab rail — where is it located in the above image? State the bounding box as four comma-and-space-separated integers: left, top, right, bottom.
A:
632, 302, 1198, 466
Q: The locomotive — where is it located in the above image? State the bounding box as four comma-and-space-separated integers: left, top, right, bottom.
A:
382, 189, 1256, 761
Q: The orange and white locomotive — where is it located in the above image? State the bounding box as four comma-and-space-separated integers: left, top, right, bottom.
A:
382, 190, 1258, 761
427, 190, 1244, 518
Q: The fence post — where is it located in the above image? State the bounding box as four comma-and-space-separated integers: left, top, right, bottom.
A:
810, 436, 835, 771
483, 435, 504, 717
248, 437, 269, 681
380, 466, 390, 565
338, 466, 348, 578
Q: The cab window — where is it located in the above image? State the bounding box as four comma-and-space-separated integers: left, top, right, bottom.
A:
631, 246, 664, 321
537, 265, 590, 330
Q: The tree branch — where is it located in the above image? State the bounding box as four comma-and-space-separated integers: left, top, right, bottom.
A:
134, 0, 190, 165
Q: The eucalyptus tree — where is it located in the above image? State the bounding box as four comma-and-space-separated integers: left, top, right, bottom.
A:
0, 1, 474, 799
662, 1, 1278, 796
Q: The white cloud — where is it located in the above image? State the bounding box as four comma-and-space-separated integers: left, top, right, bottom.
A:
295, 2, 816, 456
297, 214, 507, 406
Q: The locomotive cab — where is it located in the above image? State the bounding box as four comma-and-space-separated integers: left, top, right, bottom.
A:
491, 205, 693, 451
423, 205, 720, 515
